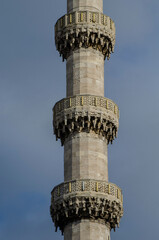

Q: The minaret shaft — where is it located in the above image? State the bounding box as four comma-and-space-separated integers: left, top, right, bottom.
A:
64, 220, 110, 240
50, 1, 123, 239
67, 0, 103, 13
66, 0, 104, 98
64, 132, 108, 182
66, 49, 104, 97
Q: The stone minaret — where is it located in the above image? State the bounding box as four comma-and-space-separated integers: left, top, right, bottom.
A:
50, 1, 123, 239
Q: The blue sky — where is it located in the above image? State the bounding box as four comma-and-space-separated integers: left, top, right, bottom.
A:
1, 0, 159, 239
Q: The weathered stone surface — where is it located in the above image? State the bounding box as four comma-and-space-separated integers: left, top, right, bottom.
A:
55, 11, 115, 61
50, 180, 123, 233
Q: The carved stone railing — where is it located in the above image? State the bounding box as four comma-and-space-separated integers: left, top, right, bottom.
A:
53, 95, 119, 145
52, 179, 122, 201
53, 95, 119, 116
55, 11, 115, 60
50, 179, 123, 233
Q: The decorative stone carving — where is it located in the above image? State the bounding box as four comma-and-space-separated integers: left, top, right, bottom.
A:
52, 179, 122, 201
55, 11, 115, 60
50, 180, 123, 233
53, 95, 119, 145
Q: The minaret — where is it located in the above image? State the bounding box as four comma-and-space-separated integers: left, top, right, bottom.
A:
50, 1, 123, 239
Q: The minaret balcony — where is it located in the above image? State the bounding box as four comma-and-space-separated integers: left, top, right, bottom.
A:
53, 95, 119, 145
50, 179, 123, 233
55, 11, 115, 60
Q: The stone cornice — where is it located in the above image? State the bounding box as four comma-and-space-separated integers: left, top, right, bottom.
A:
50, 179, 123, 233
53, 95, 119, 145
55, 11, 115, 60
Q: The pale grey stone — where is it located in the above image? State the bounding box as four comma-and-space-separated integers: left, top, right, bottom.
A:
50, 0, 123, 239
67, 0, 103, 13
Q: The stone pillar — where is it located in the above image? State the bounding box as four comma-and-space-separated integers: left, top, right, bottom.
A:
50, 1, 123, 239
64, 220, 110, 240
67, 0, 103, 13
66, 49, 104, 97
64, 132, 108, 182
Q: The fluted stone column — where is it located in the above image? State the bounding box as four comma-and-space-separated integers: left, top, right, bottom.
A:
50, 1, 123, 240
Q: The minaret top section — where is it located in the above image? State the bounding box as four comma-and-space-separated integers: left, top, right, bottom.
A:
67, 0, 103, 14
